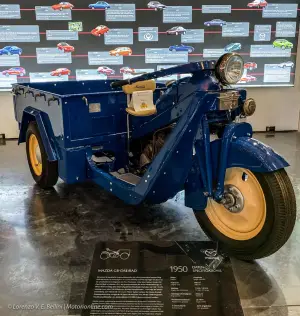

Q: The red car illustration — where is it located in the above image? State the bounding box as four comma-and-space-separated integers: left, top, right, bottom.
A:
50, 68, 71, 76
97, 66, 115, 75
2, 67, 26, 77
57, 42, 75, 53
120, 67, 136, 74
247, 0, 268, 8
239, 75, 257, 83
109, 47, 132, 56
52, 2, 74, 10
244, 62, 258, 70
91, 25, 110, 36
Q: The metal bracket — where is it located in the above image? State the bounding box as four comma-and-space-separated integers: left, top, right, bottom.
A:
48, 96, 60, 106
82, 96, 88, 106
12, 87, 25, 96
25, 90, 34, 98
34, 93, 46, 102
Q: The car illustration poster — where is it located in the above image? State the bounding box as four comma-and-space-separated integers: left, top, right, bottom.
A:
0, 0, 299, 89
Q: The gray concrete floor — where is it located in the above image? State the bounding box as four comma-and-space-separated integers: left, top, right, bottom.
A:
0, 133, 300, 316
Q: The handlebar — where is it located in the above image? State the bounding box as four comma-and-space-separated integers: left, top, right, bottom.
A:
110, 60, 216, 89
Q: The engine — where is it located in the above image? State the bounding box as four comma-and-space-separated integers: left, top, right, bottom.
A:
130, 124, 175, 175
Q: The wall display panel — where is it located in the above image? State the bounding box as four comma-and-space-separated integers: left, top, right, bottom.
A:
0, 0, 299, 89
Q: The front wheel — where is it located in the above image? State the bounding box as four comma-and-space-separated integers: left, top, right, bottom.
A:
195, 168, 296, 260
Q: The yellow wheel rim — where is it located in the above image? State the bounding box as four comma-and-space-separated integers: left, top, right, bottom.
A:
205, 168, 266, 241
28, 134, 43, 176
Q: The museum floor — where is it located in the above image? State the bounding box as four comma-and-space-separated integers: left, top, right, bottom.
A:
0, 133, 300, 316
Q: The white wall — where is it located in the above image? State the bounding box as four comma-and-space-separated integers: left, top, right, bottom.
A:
247, 85, 300, 132
0, 92, 19, 138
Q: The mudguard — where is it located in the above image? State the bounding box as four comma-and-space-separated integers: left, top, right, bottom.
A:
185, 135, 289, 211
212, 136, 289, 173
18, 106, 58, 162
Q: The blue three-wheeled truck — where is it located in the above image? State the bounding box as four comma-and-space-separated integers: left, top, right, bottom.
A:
13, 53, 296, 260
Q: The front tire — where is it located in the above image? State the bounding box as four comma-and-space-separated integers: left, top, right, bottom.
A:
195, 168, 296, 260
26, 122, 58, 189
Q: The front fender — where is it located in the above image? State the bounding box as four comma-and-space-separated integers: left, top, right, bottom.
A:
186, 135, 289, 211
212, 137, 289, 173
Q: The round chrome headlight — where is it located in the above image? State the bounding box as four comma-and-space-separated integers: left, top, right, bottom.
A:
215, 53, 244, 85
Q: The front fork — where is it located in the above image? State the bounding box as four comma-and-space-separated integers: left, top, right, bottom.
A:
194, 115, 253, 202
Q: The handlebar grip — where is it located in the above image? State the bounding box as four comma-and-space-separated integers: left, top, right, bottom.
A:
111, 79, 131, 89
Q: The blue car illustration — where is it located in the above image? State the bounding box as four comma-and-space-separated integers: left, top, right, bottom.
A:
0, 46, 22, 55
204, 19, 227, 26
224, 43, 242, 52
169, 44, 194, 53
88, 1, 110, 9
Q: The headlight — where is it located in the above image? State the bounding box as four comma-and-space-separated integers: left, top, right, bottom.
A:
243, 98, 256, 116
215, 53, 244, 85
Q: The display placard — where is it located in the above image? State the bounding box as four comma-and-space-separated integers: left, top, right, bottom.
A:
79, 241, 244, 316
0, 0, 299, 89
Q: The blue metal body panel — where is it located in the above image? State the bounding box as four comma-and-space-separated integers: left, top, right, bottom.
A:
13, 59, 290, 208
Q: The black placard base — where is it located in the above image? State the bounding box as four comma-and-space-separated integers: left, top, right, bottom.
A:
79, 241, 244, 316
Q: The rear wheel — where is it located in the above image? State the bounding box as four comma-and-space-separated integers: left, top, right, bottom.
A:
194, 168, 296, 260
26, 122, 58, 189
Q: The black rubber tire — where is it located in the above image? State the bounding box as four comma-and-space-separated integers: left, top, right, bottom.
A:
26, 122, 58, 189
195, 169, 296, 260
